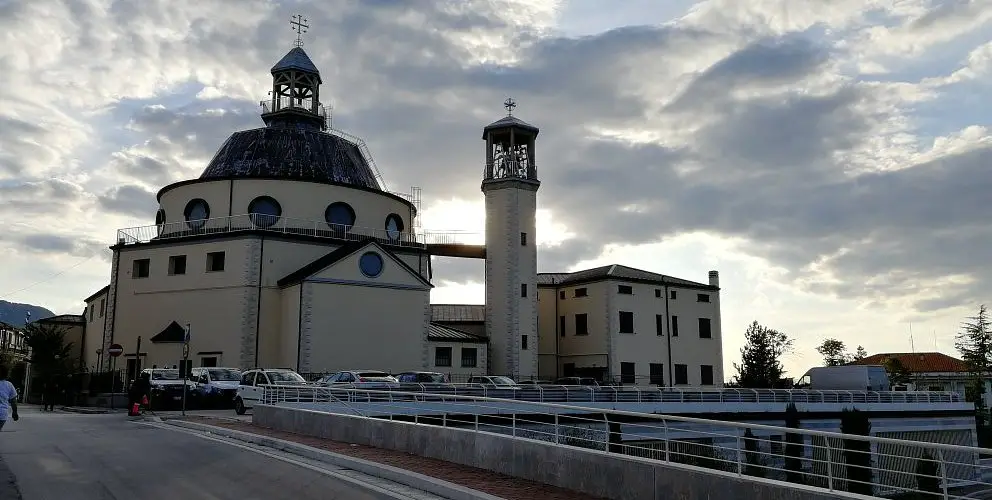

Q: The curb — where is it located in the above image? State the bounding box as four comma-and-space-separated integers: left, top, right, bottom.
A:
164, 419, 504, 500
59, 406, 111, 414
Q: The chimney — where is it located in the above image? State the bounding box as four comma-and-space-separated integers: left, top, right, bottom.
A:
708, 270, 719, 287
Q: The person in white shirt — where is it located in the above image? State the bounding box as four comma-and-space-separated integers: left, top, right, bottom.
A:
0, 364, 19, 431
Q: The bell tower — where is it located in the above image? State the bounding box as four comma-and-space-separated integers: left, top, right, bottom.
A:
260, 14, 327, 132
482, 98, 540, 380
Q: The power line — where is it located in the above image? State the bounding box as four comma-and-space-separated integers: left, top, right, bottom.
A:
0, 254, 98, 300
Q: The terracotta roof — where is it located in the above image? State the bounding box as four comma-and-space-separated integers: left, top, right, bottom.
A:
849, 352, 968, 373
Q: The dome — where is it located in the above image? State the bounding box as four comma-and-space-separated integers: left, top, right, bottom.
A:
199, 127, 382, 190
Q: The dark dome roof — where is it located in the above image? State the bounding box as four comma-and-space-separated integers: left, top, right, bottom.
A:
199, 127, 381, 190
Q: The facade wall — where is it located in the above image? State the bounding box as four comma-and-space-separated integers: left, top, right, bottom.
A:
483, 180, 539, 380
665, 283, 723, 387
427, 340, 488, 378
279, 284, 302, 369
158, 179, 416, 239
298, 246, 430, 373
84, 290, 109, 370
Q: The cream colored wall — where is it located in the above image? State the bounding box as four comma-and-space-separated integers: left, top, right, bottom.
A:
555, 282, 610, 370
280, 284, 301, 369
158, 179, 416, 240
299, 244, 430, 373
84, 290, 109, 371
427, 341, 488, 377
111, 239, 254, 369
610, 282, 672, 385
536, 288, 558, 379
666, 285, 724, 386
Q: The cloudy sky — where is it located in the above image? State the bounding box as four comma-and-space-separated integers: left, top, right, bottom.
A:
2, 0, 990, 379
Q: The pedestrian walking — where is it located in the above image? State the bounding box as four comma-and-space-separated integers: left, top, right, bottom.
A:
0, 365, 19, 431
42, 377, 59, 412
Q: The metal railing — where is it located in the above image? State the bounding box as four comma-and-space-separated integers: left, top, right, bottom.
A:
483, 159, 537, 181
259, 97, 328, 120
115, 213, 479, 247
261, 384, 990, 499
300, 382, 963, 405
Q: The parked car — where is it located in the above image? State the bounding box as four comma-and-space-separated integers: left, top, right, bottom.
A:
554, 377, 600, 386
316, 370, 398, 386
517, 380, 553, 386
142, 368, 197, 409
191, 367, 242, 408
466, 375, 518, 388
234, 368, 308, 415
394, 371, 448, 383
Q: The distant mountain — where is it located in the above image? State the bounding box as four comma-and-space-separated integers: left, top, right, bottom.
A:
0, 301, 55, 327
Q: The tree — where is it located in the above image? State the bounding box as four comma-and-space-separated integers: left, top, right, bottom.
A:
733, 321, 794, 388
816, 338, 850, 366
955, 305, 992, 426
784, 402, 804, 484
851, 345, 868, 362
883, 357, 913, 387
22, 322, 75, 385
840, 408, 873, 495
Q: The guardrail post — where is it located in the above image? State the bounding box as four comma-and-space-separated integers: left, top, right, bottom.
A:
475, 414, 479, 432
826, 439, 833, 490
663, 419, 670, 462
512, 413, 517, 437
554, 414, 560, 445
937, 449, 948, 500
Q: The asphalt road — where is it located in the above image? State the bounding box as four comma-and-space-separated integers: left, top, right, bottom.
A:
0, 406, 407, 500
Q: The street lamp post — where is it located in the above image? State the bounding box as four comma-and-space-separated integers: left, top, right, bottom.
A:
22, 312, 32, 402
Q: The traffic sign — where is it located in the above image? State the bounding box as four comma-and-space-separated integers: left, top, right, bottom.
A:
182, 344, 190, 359
108, 344, 124, 357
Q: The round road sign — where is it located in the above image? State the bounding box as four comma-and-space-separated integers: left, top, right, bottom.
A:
108, 344, 124, 357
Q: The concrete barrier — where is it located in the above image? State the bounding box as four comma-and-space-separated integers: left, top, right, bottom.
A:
254, 404, 860, 500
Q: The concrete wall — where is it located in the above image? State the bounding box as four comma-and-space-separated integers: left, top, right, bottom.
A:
254, 404, 850, 500
427, 340, 488, 377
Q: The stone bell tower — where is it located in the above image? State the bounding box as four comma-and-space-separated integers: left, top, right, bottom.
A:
482, 98, 540, 380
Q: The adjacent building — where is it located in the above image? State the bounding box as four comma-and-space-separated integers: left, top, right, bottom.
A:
69, 38, 724, 386
0, 322, 27, 360
849, 352, 987, 398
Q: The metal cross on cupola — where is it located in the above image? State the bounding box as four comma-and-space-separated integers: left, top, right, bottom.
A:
504, 97, 516, 116
291, 14, 309, 48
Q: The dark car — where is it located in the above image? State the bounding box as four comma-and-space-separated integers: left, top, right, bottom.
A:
555, 377, 600, 386
395, 371, 448, 383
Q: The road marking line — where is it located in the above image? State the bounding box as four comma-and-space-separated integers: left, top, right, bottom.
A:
139, 421, 443, 500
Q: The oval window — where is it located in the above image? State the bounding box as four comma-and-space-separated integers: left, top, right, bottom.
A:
184, 199, 210, 230
248, 196, 282, 228
325, 202, 356, 231
359, 252, 384, 278
384, 214, 404, 241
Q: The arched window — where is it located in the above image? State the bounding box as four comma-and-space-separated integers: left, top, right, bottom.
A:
325, 202, 356, 231
155, 209, 167, 236
248, 196, 282, 228
184, 199, 210, 230
359, 252, 384, 278
384, 214, 404, 241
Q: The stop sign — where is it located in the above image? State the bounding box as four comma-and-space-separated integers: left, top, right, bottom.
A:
108, 344, 124, 357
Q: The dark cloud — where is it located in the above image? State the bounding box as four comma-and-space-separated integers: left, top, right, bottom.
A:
0, 179, 89, 217
98, 184, 158, 218
15, 233, 109, 261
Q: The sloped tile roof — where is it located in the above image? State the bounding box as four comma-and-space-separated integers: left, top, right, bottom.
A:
37, 314, 85, 324
427, 323, 487, 343
850, 352, 968, 373
431, 304, 485, 322
537, 264, 713, 289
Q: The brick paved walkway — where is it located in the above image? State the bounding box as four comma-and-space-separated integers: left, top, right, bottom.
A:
183, 417, 606, 500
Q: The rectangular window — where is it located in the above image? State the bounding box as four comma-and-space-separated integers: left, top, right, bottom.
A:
700, 365, 714, 385
619, 311, 634, 334
697, 293, 710, 303
99, 298, 105, 318
88, 306, 93, 322
434, 347, 452, 367
201, 356, 218, 367
618, 285, 633, 295
575, 313, 588, 335
169, 255, 187, 275
132, 259, 150, 278
656, 314, 664, 335
520, 232, 527, 246
207, 251, 225, 272
671, 316, 679, 337
559, 290, 565, 300
649, 363, 664, 386
655, 289, 661, 298
675, 364, 688, 385
521, 284, 527, 297
670, 290, 677, 300
698, 318, 712, 339
461, 348, 477, 368
620, 362, 635, 384
522, 335, 528, 350
574, 288, 588, 297
559, 315, 566, 337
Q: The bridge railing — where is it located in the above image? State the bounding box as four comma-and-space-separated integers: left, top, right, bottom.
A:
292, 382, 964, 405
260, 384, 989, 500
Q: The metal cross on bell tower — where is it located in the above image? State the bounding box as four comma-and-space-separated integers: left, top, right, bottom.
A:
290, 14, 309, 48
503, 97, 516, 116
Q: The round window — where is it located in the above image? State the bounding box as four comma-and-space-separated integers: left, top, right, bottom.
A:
359, 252, 384, 278
184, 199, 210, 230
384, 214, 404, 241
248, 196, 282, 228
325, 202, 356, 231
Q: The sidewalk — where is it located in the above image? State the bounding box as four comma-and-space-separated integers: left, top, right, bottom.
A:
181, 417, 606, 500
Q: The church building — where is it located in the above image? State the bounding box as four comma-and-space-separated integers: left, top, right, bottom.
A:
77, 38, 725, 387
